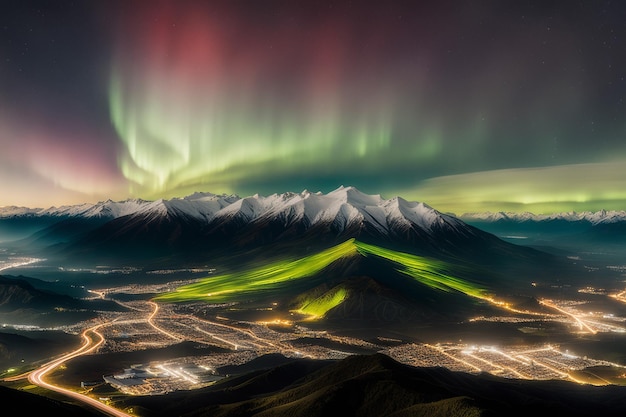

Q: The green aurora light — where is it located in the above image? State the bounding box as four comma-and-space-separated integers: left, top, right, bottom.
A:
3, 2, 626, 214
154, 239, 490, 317
109, 69, 397, 196
154, 239, 359, 304
293, 287, 349, 319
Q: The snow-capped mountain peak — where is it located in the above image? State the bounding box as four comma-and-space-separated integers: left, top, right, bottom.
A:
4, 187, 548, 261
460, 210, 626, 225
0, 187, 463, 237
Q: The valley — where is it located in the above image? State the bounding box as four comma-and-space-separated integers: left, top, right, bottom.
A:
3, 238, 626, 392
5, 273, 626, 405
1, 189, 626, 416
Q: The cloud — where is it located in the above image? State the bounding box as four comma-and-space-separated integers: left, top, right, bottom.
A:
397, 161, 626, 214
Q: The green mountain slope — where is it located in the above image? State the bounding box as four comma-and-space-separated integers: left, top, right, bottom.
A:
154, 239, 492, 319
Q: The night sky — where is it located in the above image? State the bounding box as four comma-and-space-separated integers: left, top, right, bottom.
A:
1, 0, 626, 214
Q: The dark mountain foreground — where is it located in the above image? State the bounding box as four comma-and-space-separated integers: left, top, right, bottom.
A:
0, 330, 81, 372
3, 353, 626, 416
117, 353, 626, 417
0, 384, 104, 417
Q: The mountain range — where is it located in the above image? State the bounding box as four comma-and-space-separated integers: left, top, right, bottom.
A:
0, 186, 581, 328
460, 210, 626, 224
5, 188, 624, 250
0, 187, 585, 309
2, 186, 473, 246
0, 186, 557, 264
5, 188, 624, 230
460, 209, 626, 248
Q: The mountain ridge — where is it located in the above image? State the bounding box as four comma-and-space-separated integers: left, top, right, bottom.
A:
0, 187, 571, 289
54, 186, 556, 266
460, 209, 626, 225
4, 188, 625, 225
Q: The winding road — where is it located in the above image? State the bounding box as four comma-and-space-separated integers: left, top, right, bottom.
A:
27, 323, 133, 417
12, 301, 173, 417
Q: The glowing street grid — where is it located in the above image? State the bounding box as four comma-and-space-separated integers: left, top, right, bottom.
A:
9, 256, 626, 398
0, 255, 44, 273
383, 343, 622, 383
59, 293, 626, 396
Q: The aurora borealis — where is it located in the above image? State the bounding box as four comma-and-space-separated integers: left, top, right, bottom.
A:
2, 0, 626, 214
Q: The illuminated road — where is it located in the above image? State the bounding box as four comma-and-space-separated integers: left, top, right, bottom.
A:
193, 316, 280, 349
191, 325, 244, 350
146, 301, 181, 341
611, 289, 626, 304
11, 289, 624, 408
539, 299, 598, 334
413, 343, 599, 384
27, 323, 133, 417
148, 301, 311, 356
0, 257, 43, 272
185, 312, 312, 357
424, 343, 483, 373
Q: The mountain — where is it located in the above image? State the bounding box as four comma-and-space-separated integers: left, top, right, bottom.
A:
0, 274, 85, 312
0, 198, 150, 245
112, 353, 626, 417
1, 187, 557, 272
460, 210, 626, 225
0, 274, 124, 327
154, 239, 510, 327
0, 198, 150, 219
5, 192, 625, 251
459, 209, 626, 249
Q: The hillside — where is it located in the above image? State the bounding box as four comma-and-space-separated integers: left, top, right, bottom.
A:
0, 274, 125, 327
154, 239, 535, 327
115, 353, 626, 417
0, 385, 103, 417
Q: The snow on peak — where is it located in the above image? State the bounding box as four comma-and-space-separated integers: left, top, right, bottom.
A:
328, 185, 382, 205
460, 210, 626, 225
137, 199, 169, 218
0, 206, 42, 218
381, 196, 449, 231
0, 187, 472, 236
84, 199, 151, 218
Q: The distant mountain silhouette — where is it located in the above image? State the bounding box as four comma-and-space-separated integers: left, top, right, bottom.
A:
0, 274, 124, 327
